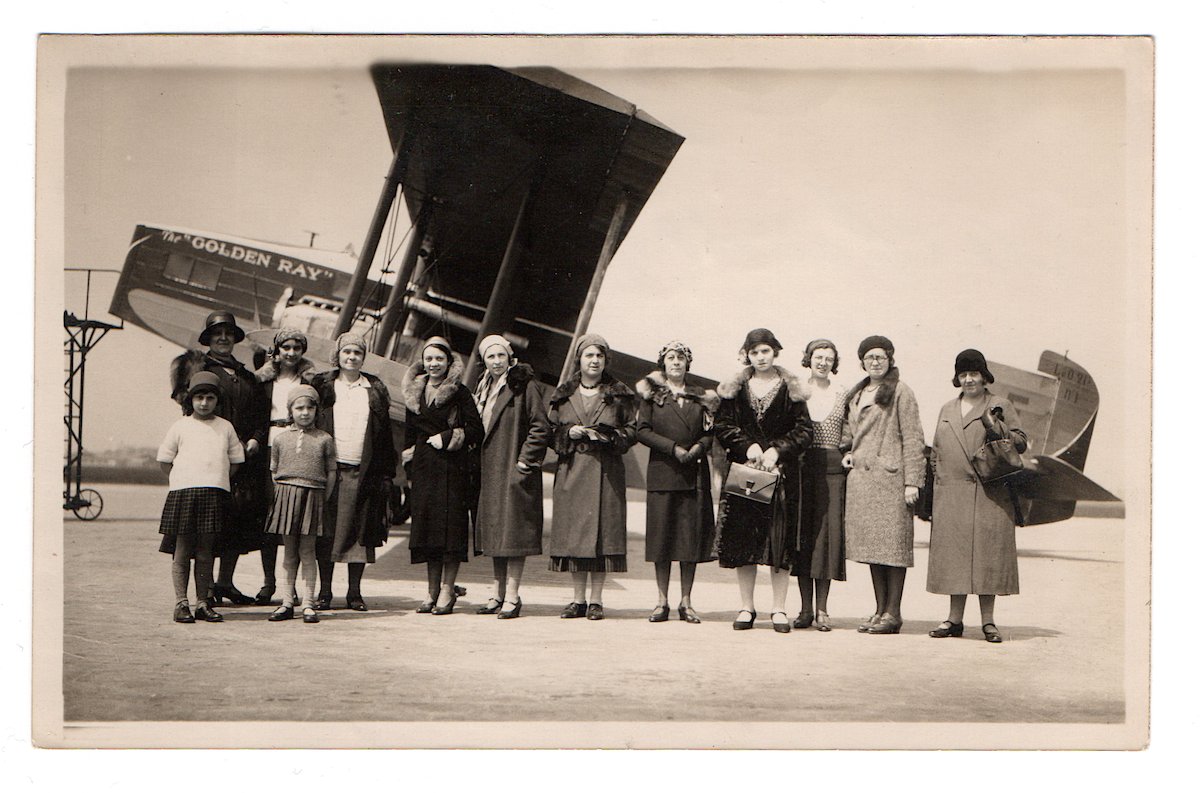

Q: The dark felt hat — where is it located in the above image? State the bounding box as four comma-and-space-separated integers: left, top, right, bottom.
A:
857, 335, 894, 360
741, 328, 783, 354
198, 310, 246, 346
953, 348, 995, 386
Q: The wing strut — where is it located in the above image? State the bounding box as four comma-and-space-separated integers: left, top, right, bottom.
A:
372, 206, 430, 357
558, 194, 628, 386
334, 142, 408, 339
463, 183, 534, 387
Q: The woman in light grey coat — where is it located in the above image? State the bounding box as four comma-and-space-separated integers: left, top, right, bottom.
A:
926, 349, 1027, 644
842, 335, 925, 635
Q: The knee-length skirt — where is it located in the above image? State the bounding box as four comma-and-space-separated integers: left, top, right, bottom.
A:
793, 449, 847, 580
644, 489, 716, 564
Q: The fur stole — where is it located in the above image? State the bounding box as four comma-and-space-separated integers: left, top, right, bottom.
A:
845, 366, 901, 409
254, 356, 316, 384
401, 353, 466, 413
503, 361, 536, 395
715, 365, 811, 402
635, 370, 720, 413
169, 348, 261, 405
549, 370, 634, 408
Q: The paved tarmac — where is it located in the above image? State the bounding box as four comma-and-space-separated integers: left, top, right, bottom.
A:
58, 483, 1128, 746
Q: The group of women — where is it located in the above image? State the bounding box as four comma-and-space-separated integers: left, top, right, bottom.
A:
170, 310, 1026, 642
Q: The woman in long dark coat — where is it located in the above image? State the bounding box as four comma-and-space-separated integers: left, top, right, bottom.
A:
472, 334, 551, 619
714, 329, 814, 634
168, 310, 269, 606
842, 335, 925, 635
635, 340, 718, 624
402, 336, 484, 615
309, 332, 398, 612
926, 349, 1027, 644
546, 333, 637, 621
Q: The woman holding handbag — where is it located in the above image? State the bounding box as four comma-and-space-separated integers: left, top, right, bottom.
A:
713, 329, 814, 633
926, 349, 1028, 643
842, 335, 925, 635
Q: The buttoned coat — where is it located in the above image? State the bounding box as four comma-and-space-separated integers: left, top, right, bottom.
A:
401, 357, 485, 562
926, 391, 1026, 594
309, 369, 398, 549
546, 373, 637, 559
843, 368, 926, 567
474, 363, 552, 557
634, 371, 717, 492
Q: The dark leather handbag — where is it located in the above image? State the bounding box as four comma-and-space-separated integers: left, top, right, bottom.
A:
723, 461, 780, 504
970, 403, 1024, 483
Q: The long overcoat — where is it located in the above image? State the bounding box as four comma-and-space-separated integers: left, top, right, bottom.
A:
546, 373, 637, 559
169, 348, 270, 554
712, 366, 813, 570
401, 356, 484, 562
474, 363, 551, 557
843, 367, 925, 567
926, 391, 1026, 594
309, 368, 398, 550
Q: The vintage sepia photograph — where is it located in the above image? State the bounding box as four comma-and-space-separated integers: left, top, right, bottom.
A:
33, 33, 1152, 750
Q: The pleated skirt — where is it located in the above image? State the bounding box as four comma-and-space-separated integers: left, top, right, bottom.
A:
264, 483, 327, 537
158, 487, 227, 554
549, 555, 628, 573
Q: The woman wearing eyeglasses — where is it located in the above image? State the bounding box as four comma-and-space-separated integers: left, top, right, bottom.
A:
842, 335, 925, 635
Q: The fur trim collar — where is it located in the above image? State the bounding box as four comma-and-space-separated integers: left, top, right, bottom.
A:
550, 371, 634, 407
846, 366, 901, 409
401, 354, 465, 413
716, 365, 811, 402
636, 370, 720, 412
254, 357, 315, 383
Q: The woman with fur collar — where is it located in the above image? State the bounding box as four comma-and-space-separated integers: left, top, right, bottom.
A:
401, 336, 484, 615
249, 328, 318, 606
308, 333, 398, 612
546, 333, 637, 621
713, 328, 814, 634
167, 310, 270, 607
841, 335, 926, 635
635, 340, 719, 624
471, 335, 551, 620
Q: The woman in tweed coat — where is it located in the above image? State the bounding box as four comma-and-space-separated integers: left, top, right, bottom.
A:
842, 335, 925, 635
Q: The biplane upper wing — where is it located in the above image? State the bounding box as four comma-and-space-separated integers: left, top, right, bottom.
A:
369, 63, 686, 384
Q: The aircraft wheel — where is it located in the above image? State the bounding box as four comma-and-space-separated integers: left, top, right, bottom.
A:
72, 488, 103, 521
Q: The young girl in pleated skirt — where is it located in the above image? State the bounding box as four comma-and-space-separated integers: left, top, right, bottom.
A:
157, 371, 246, 624
263, 385, 338, 624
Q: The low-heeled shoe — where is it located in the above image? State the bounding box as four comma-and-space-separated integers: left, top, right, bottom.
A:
268, 606, 295, 622
866, 615, 902, 634
792, 611, 814, 630
173, 602, 195, 624
497, 599, 522, 620
679, 605, 701, 624
560, 602, 587, 619
771, 612, 792, 634
648, 605, 670, 623
732, 610, 757, 630
416, 600, 435, 614
302, 608, 320, 624
587, 604, 605, 621
982, 623, 1004, 643
346, 597, 368, 612
928, 621, 964, 638
477, 598, 503, 615
315, 592, 333, 611
254, 585, 276, 606
195, 602, 224, 622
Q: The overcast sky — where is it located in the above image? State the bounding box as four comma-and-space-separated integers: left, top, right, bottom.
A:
56, 37, 1148, 496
